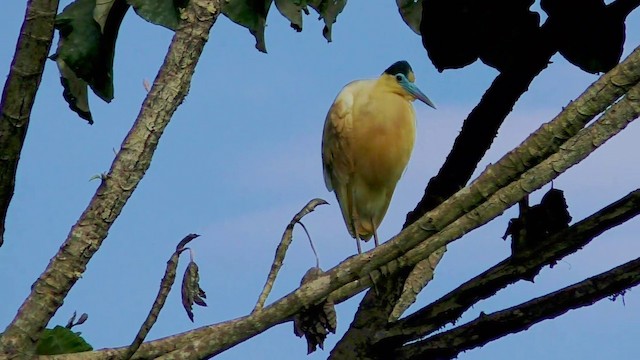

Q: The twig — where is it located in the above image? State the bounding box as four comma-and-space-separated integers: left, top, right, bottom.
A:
393, 257, 640, 360
297, 221, 320, 268
377, 188, 640, 346
253, 198, 328, 312
0, 0, 59, 246
0, 0, 224, 355
123, 234, 199, 360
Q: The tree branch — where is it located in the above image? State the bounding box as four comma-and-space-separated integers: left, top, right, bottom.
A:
0, 0, 59, 246
376, 188, 640, 346
393, 257, 640, 360
0, 0, 224, 356
393, 0, 640, 321
391, 66, 552, 320
123, 234, 200, 360
254, 199, 328, 312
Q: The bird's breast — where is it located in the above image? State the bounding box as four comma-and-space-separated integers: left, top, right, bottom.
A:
351, 95, 416, 188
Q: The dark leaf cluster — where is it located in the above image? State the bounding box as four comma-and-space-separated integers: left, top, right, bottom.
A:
293, 267, 337, 354
419, 0, 632, 73
51, 0, 185, 122
51, 0, 349, 121
503, 188, 572, 257
224, 0, 346, 52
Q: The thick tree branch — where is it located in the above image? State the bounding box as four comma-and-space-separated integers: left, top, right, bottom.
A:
0, 0, 59, 246
391, 66, 552, 320
393, 257, 640, 360
389, 0, 640, 324
376, 188, 640, 346
405, 60, 553, 226
0, 0, 224, 356
47, 52, 640, 360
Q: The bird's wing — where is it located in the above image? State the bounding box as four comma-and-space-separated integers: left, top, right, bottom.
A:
321, 84, 356, 193
322, 83, 359, 238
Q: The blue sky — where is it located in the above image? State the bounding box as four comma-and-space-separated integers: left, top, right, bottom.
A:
1, 1, 639, 359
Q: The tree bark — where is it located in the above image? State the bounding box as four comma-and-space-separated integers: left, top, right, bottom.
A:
0, 0, 224, 356
0, 0, 59, 246
393, 257, 640, 360
377, 188, 640, 347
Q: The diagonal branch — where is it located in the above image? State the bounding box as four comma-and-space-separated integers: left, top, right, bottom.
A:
393, 257, 640, 360
376, 188, 640, 346
254, 198, 328, 312
123, 234, 200, 360
0, 0, 60, 246
0, 0, 224, 356
391, 0, 640, 323
393, 0, 640, 320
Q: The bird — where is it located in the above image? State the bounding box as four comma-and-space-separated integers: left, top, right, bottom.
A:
322, 60, 435, 254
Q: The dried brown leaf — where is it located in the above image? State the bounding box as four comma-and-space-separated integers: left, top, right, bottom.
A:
181, 261, 207, 322
293, 267, 337, 354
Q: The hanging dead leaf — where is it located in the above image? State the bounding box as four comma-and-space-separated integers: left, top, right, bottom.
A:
181, 261, 207, 322
503, 188, 572, 256
293, 267, 337, 354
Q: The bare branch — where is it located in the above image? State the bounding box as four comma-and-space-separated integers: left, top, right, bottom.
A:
377, 188, 640, 346
0, 0, 224, 356
254, 198, 328, 312
393, 257, 640, 360
123, 234, 200, 360
0, 0, 59, 246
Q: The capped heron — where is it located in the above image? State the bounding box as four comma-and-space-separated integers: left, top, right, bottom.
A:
322, 61, 435, 253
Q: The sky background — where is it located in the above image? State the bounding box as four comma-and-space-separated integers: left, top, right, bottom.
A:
1, 1, 640, 359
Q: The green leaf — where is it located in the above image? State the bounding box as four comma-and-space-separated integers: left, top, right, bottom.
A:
36, 326, 93, 355
307, 0, 346, 42
94, 0, 117, 32
54, 57, 93, 123
274, 0, 307, 32
52, 0, 130, 121
396, 0, 421, 35
127, 0, 186, 30
222, 0, 273, 53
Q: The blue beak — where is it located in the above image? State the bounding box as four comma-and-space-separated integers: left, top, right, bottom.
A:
403, 82, 436, 109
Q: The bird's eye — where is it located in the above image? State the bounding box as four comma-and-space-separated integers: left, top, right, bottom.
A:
395, 74, 403, 82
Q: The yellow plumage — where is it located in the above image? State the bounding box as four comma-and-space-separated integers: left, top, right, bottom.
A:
322, 61, 434, 253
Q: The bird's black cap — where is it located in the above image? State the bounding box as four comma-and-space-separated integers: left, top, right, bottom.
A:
383, 60, 413, 76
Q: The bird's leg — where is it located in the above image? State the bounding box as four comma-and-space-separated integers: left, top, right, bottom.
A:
348, 183, 363, 254
352, 215, 362, 254
372, 220, 379, 247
